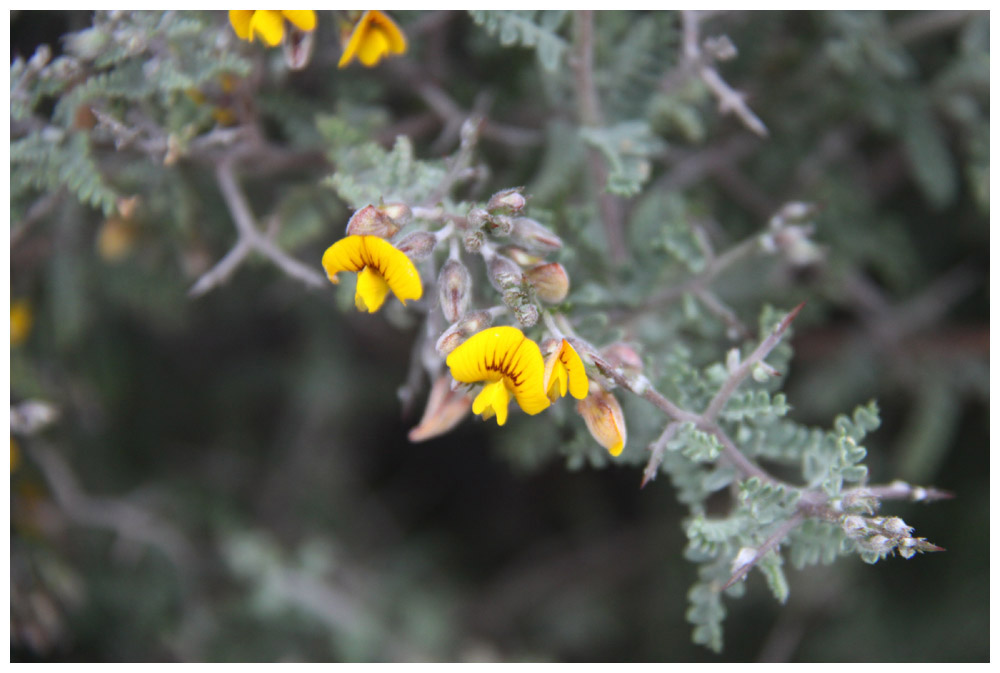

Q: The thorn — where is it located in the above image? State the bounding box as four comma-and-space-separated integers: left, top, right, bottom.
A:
777, 300, 806, 334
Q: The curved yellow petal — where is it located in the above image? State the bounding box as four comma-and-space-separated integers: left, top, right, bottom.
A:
544, 339, 588, 401
338, 10, 407, 68
372, 10, 407, 55
360, 236, 422, 305
321, 235, 422, 311
281, 10, 317, 32
355, 265, 390, 313
358, 27, 390, 67
229, 10, 254, 41
322, 235, 368, 283
338, 11, 370, 67
446, 327, 550, 417
249, 9, 284, 46
473, 380, 510, 426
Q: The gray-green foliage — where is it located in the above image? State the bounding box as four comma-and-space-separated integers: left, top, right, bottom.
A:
11, 10, 980, 661
469, 10, 570, 72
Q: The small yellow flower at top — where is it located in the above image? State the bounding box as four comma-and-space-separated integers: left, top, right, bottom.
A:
338, 10, 407, 68
229, 10, 317, 47
542, 338, 589, 402
446, 326, 551, 426
322, 235, 423, 313
11, 299, 33, 347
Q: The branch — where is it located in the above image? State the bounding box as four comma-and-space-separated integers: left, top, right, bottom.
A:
722, 511, 805, 590
678, 11, 768, 138
572, 10, 627, 264
189, 159, 326, 297
29, 443, 196, 581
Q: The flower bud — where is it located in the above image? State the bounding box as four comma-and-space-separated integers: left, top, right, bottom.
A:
97, 217, 139, 262
467, 207, 489, 230
486, 187, 527, 215
486, 254, 522, 292
841, 515, 867, 538
438, 259, 472, 323
380, 202, 412, 227
500, 245, 544, 267
435, 310, 493, 356
282, 22, 315, 70
345, 204, 401, 239
395, 231, 437, 261
524, 262, 569, 303
408, 375, 472, 442
485, 214, 513, 237
601, 342, 644, 376
513, 302, 538, 328
510, 217, 562, 252
463, 229, 484, 254
576, 382, 627, 457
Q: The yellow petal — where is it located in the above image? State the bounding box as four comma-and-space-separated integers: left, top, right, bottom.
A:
544, 339, 588, 401
280, 10, 317, 32
360, 236, 422, 305
11, 299, 33, 346
446, 326, 550, 416
229, 10, 254, 41
358, 28, 390, 67
322, 235, 367, 283
369, 10, 407, 54
355, 265, 390, 313
338, 10, 407, 68
473, 380, 510, 426
249, 10, 284, 46
321, 235, 422, 309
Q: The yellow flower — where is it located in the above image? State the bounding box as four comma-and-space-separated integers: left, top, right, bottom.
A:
338, 10, 407, 68
446, 326, 550, 426
229, 10, 317, 47
321, 235, 423, 313
576, 382, 627, 457
11, 299, 33, 346
543, 338, 589, 402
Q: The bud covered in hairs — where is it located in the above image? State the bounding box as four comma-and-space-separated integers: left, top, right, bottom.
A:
486, 254, 523, 292
345, 204, 400, 238
525, 262, 569, 303
510, 217, 562, 252
438, 259, 472, 323
380, 202, 412, 227
435, 310, 494, 355
486, 188, 526, 215
463, 229, 484, 254
395, 231, 437, 261
501, 245, 544, 267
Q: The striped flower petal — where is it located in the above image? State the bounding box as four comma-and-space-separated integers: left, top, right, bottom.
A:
321, 235, 422, 313
446, 326, 550, 424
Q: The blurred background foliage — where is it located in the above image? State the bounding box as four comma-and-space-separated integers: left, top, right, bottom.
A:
10, 10, 988, 662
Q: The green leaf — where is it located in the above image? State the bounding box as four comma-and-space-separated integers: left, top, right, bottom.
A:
757, 550, 790, 604
469, 10, 569, 72
579, 121, 664, 197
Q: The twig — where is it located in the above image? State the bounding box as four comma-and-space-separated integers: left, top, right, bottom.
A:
572, 10, 627, 264
641, 422, 681, 488
678, 11, 768, 138
29, 443, 196, 582
701, 301, 804, 422
189, 159, 326, 297
722, 511, 805, 590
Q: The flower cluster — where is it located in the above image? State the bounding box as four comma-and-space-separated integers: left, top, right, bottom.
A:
228, 10, 406, 69
320, 192, 630, 456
